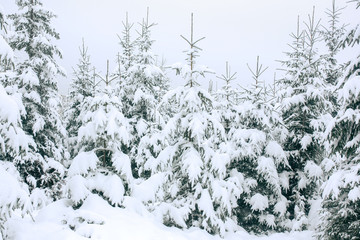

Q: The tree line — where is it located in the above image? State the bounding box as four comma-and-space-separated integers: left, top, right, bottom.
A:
0, 0, 359, 239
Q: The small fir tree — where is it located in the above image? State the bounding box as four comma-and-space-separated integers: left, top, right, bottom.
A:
120, 9, 169, 178
65, 39, 95, 158
66, 61, 133, 208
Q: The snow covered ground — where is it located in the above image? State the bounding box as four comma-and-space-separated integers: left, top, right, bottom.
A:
7, 194, 314, 240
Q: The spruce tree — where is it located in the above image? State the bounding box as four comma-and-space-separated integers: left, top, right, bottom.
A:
227, 57, 290, 233
318, 1, 360, 239
66, 61, 133, 208
278, 9, 331, 229
65, 39, 95, 158
141, 14, 241, 236
120, 9, 169, 178
0, 5, 31, 160
214, 62, 239, 134
7, 0, 66, 196
320, 0, 346, 87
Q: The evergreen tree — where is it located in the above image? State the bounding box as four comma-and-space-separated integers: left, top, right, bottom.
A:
65, 39, 95, 158
116, 12, 136, 80
228, 57, 290, 233
120, 10, 169, 178
214, 62, 239, 134
320, 0, 346, 87
7, 0, 66, 196
278, 9, 331, 229
140, 14, 241, 236
66, 62, 133, 208
318, 1, 360, 239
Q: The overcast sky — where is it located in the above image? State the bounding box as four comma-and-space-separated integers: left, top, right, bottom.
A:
2, 0, 358, 93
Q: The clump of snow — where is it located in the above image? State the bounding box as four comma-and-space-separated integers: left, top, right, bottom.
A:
348, 187, 360, 202
0, 85, 20, 124
265, 141, 287, 164
300, 135, 312, 150
339, 76, 360, 104
249, 193, 269, 211
132, 173, 165, 203
304, 161, 323, 179
68, 151, 98, 176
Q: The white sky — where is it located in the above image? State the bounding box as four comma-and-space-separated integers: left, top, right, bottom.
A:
2, 0, 358, 93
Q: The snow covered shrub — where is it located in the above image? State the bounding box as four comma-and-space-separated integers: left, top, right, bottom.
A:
66, 86, 133, 207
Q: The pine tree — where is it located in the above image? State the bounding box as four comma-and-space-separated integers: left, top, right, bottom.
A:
318, 1, 360, 239
117, 13, 136, 79
120, 9, 169, 178
7, 0, 66, 196
66, 61, 133, 208
227, 57, 290, 233
278, 9, 331, 229
320, 0, 346, 86
214, 62, 239, 134
140, 14, 241, 236
65, 39, 95, 158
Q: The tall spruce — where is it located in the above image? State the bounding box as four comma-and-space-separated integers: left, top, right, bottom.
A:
140, 14, 241, 236
120, 9, 169, 178
278, 8, 331, 229
318, 1, 360, 239
320, 0, 346, 86
8, 0, 66, 196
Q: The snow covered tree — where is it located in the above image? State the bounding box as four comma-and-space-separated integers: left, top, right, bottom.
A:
119, 9, 169, 178
320, 0, 346, 87
214, 62, 239, 134
66, 62, 133, 208
7, 0, 66, 196
117, 13, 136, 76
226, 57, 290, 233
136, 14, 241, 236
65, 39, 95, 158
278, 9, 331, 229
318, 1, 360, 239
